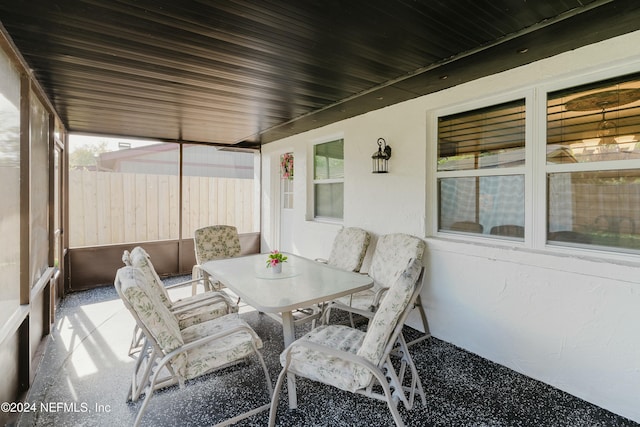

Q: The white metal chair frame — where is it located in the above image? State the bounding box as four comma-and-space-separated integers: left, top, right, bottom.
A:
323, 233, 430, 346
268, 264, 426, 427
115, 267, 273, 427
122, 247, 238, 361
192, 225, 242, 294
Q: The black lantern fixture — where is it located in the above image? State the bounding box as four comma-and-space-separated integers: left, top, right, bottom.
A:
371, 138, 392, 173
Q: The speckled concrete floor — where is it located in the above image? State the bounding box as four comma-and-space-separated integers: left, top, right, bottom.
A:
15, 277, 638, 427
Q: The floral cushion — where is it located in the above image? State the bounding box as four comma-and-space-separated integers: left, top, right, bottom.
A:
129, 247, 172, 309
282, 325, 372, 393
117, 267, 263, 382
327, 227, 371, 272
117, 267, 188, 377
127, 246, 238, 328
332, 233, 425, 310
283, 258, 423, 394
194, 225, 242, 264
174, 302, 235, 329
368, 233, 426, 293
181, 314, 263, 380
357, 258, 422, 365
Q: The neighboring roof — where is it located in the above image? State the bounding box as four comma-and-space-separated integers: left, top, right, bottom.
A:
1, 1, 640, 147
96, 143, 254, 178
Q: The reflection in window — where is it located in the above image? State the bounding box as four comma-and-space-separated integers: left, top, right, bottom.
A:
313, 139, 344, 221
547, 74, 640, 251
548, 74, 640, 164
548, 170, 640, 250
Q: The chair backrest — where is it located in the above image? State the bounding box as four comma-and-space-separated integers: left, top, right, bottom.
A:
193, 225, 241, 264
357, 257, 424, 365
490, 224, 524, 238
127, 246, 172, 309
327, 227, 371, 272
115, 266, 187, 377
451, 221, 484, 233
368, 233, 426, 291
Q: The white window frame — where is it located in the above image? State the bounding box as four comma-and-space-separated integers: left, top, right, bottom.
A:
309, 135, 344, 223
431, 91, 535, 245
429, 63, 640, 263
540, 70, 640, 257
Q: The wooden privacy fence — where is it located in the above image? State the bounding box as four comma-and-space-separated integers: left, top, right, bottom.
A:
69, 170, 256, 247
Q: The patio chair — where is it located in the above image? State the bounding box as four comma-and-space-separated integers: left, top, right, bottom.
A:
115, 266, 272, 427
316, 227, 371, 272
323, 233, 430, 345
290, 227, 371, 327
268, 258, 426, 427
192, 225, 242, 294
123, 247, 238, 360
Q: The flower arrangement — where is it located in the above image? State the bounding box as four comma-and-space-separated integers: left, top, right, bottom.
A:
266, 250, 288, 268
280, 152, 294, 179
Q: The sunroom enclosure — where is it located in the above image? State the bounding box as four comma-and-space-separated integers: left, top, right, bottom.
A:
0, 36, 261, 422
259, 32, 640, 423
1, 14, 640, 427
66, 138, 260, 290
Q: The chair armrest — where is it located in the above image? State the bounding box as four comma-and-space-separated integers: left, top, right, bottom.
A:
165, 277, 202, 290
155, 323, 262, 378
170, 294, 235, 314
328, 300, 376, 319
282, 340, 379, 374
179, 324, 261, 354
370, 287, 389, 309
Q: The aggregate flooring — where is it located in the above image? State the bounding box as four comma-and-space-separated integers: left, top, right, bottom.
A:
13, 276, 638, 427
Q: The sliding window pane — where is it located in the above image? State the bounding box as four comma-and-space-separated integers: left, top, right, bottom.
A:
438, 100, 526, 171
548, 170, 640, 250
0, 48, 20, 323
314, 182, 344, 220
181, 144, 258, 238
30, 94, 49, 286
547, 74, 640, 164
314, 139, 344, 220
439, 175, 525, 238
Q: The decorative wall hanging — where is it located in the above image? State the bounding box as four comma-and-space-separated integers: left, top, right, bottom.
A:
280, 152, 294, 179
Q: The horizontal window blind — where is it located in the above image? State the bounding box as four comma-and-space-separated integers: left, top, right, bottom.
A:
438, 99, 525, 171
547, 73, 640, 163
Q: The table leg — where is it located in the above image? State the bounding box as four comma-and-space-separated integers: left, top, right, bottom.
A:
281, 311, 298, 409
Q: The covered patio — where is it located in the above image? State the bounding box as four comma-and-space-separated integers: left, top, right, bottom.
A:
19, 276, 633, 426
1, 1, 640, 426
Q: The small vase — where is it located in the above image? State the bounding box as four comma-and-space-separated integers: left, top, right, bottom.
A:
271, 263, 282, 274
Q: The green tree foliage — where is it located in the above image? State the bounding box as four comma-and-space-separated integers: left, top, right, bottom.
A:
69, 141, 110, 169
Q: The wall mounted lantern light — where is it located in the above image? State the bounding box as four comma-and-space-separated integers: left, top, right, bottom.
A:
371, 138, 392, 173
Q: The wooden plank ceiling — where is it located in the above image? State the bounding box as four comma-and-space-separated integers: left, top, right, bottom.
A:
1, 0, 640, 147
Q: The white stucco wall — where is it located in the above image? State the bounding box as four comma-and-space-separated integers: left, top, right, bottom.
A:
261, 31, 640, 422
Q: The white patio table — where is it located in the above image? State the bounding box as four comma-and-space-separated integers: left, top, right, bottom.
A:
201, 252, 373, 408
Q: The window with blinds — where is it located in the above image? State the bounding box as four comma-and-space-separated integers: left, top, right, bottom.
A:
437, 99, 526, 239
438, 99, 526, 171
546, 73, 640, 251
547, 74, 640, 164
